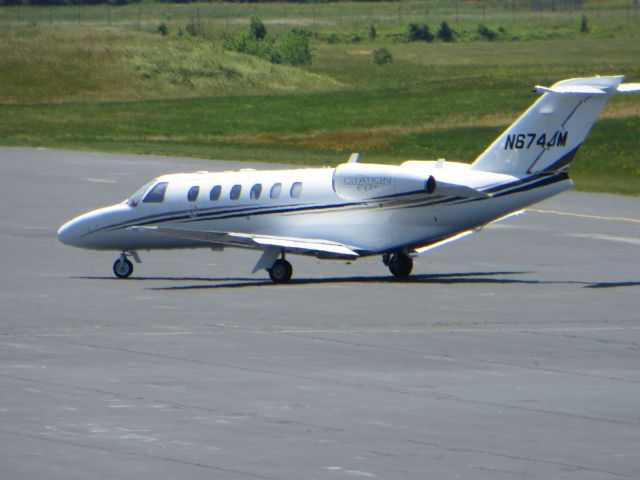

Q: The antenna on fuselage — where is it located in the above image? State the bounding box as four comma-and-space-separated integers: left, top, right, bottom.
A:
348, 152, 360, 163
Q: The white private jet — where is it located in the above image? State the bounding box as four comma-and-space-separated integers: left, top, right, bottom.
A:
58, 75, 639, 283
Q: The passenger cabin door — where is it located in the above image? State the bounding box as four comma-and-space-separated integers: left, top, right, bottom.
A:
187, 185, 203, 217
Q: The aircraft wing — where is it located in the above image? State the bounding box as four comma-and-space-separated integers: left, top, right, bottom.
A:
130, 226, 360, 259
412, 210, 525, 254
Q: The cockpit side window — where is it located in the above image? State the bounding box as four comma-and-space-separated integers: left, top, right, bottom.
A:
187, 186, 200, 202
143, 182, 169, 203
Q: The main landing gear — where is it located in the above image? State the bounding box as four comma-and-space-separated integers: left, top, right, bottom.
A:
112, 252, 141, 279
268, 257, 293, 284
383, 252, 413, 278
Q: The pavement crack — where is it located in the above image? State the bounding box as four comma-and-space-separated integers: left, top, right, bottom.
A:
14, 335, 640, 428
403, 438, 636, 479
0, 428, 274, 480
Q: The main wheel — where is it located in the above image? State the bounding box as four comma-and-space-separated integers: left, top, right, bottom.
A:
388, 254, 413, 278
113, 257, 134, 279
268, 259, 293, 284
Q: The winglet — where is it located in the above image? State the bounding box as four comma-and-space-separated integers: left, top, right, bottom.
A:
348, 152, 360, 163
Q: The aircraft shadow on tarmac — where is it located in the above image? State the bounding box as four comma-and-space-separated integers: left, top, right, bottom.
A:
586, 281, 640, 289
74, 271, 639, 291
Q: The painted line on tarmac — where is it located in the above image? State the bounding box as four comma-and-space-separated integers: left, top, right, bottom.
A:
529, 208, 640, 224
565, 233, 640, 245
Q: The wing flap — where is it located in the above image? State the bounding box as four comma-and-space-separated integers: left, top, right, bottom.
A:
131, 226, 359, 258
251, 236, 359, 257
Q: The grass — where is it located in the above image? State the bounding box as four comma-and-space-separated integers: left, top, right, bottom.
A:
0, 4, 639, 195
0, 28, 341, 103
1, 1, 638, 34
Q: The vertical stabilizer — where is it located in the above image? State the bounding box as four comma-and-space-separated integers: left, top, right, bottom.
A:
471, 76, 625, 178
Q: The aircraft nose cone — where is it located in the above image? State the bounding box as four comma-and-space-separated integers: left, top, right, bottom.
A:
57, 217, 89, 247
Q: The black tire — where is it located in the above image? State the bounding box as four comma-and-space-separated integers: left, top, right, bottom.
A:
113, 258, 134, 279
389, 254, 413, 278
268, 259, 293, 284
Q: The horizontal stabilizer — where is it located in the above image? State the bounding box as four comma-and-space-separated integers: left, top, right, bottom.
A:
617, 83, 640, 94
534, 85, 606, 95
130, 226, 359, 258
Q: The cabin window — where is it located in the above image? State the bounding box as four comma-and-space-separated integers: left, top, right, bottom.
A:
209, 185, 222, 201
187, 186, 200, 202
290, 182, 303, 198
250, 184, 262, 200
270, 183, 282, 199
143, 182, 168, 203
230, 184, 242, 200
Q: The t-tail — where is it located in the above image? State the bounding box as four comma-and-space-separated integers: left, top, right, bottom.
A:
471, 75, 640, 178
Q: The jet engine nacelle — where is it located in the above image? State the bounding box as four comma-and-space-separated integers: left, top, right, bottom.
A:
333, 163, 435, 201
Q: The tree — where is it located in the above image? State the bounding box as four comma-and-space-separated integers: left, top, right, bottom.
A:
436, 21, 454, 42
406, 23, 434, 42
368, 24, 377, 41
250, 16, 267, 41
580, 14, 589, 33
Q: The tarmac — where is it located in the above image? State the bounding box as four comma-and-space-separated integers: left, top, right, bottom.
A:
1, 146, 639, 480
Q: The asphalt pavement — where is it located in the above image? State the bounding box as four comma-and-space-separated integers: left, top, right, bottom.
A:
1, 147, 639, 480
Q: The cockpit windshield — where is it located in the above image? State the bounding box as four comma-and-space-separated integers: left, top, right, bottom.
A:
143, 182, 168, 203
126, 181, 156, 207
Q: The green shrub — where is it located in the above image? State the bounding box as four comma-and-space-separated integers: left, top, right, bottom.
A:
406, 23, 434, 42
436, 21, 454, 42
224, 25, 311, 66
157, 22, 168, 36
223, 33, 275, 62
372, 46, 393, 65
277, 29, 312, 66
185, 21, 202, 37
477, 24, 497, 41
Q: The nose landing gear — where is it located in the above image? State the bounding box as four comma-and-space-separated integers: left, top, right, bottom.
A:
112, 251, 141, 279
113, 256, 133, 278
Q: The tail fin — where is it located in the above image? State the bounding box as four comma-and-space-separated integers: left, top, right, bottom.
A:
471, 76, 636, 178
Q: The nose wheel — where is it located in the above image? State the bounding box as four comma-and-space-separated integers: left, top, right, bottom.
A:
113, 255, 134, 279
